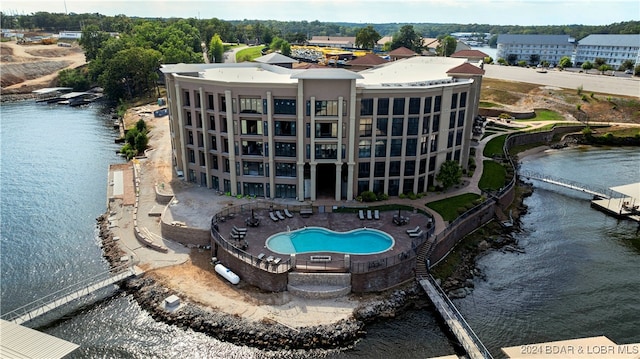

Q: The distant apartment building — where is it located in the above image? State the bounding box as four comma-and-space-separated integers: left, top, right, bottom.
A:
307, 36, 356, 49
160, 57, 484, 202
574, 34, 640, 68
497, 34, 576, 65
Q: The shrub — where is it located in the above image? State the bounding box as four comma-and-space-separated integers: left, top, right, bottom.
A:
361, 191, 377, 202
377, 193, 389, 201
399, 193, 406, 199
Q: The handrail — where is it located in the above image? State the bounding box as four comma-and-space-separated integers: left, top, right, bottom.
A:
1, 263, 134, 323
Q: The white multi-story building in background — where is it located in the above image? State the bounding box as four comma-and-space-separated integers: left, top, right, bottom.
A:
497, 34, 576, 65
160, 56, 484, 202
574, 34, 640, 68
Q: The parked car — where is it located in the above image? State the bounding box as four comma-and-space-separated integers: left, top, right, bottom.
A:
624, 69, 633, 74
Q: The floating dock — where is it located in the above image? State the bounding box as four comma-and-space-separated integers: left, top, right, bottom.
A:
591, 182, 640, 222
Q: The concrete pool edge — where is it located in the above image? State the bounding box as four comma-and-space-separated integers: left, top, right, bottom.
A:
265, 226, 395, 255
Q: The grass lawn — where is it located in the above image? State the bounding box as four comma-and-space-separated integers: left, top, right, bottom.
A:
483, 133, 508, 157
517, 109, 565, 122
426, 193, 481, 222
235, 45, 265, 62
478, 160, 506, 191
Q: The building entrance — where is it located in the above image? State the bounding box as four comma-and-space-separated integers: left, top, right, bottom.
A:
316, 163, 336, 199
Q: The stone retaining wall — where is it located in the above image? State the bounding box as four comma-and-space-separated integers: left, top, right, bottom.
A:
215, 246, 288, 292
351, 258, 416, 292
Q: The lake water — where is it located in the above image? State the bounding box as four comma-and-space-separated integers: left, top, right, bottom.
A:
1, 101, 638, 358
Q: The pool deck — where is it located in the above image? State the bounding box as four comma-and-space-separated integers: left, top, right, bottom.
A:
215, 207, 431, 263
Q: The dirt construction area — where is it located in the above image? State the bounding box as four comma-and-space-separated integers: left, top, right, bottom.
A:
0, 40, 86, 93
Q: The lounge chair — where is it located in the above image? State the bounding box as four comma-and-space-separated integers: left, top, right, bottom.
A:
358, 210, 365, 220
406, 226, 420, 234
276, 210, 285, 220
284, 209, 294, 218
269, 212, 279, 222
409, 230, 423, 238
231, 228, 246, 237
233, 225, 248, 233
273, 257, 282, 265
374, 210, 380, 220
257, 253, 265, 261
367, 210, 373, 220
230, 232, 243, 240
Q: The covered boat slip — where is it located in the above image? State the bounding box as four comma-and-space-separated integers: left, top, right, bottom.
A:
32, 87, 102, 106
591, 182, 640, 222
0, 319, 78, 358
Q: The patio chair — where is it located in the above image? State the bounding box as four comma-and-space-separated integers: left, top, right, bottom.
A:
374, 210, 380, 220
269, 212, 279, 222
406, 226, 420, 234
284, 209, 294, 218
367, 210, 373, 220
409, 230, 423, 238
273, 257, 282, 265
276, 210, 285, 220
233, 225, 248, 233
358, 210, 365, 220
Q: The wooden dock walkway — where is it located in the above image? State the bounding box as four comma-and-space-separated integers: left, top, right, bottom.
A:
418, 275, 493, 359
2, 266, 142, 326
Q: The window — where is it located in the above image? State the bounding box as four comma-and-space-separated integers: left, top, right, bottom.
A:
408, 98, 421, 114
457, 110, 465, 127
404, 160, 416, 176
360, 98, 373, 116
240, 98, 263, 114
223, 138, 229, 153
421, 136, 428, 154
407, 117, 419, 135
432, 114, 440, 132
420, 158, 427, 173
423, 115, 430, 134
274, 121, 296, 136
429, 155, 437, 171
403, 178, 414, 194
388, 179, 399, 196
374, 162, 385, 177
358, 181, 369, 195
315, 122, 338, 138
449, 112, 456, 128
185, 111, 192, 126
434, 95, 442, 112
374, 139, 386, 157
242, 140, 264, 156
424, 97, 432, 114
188, 149, 195, 163
376, 118, 388, 136
307, 100, 345, 116
430, 134, 438, 152
275, 162, 296, 177
389, 161, 401, 176
207, 94, 214, 110
243, 182, 264, 197
359, 118, 372, 137
460, 92, 467, 108
183, 91, 190, 106
209, 115, 216, 131
275, 142, 296, 157
315, 144, 338, 159
211, 155, 218, 170
220, 95, 227, 112
392, 118, 404, 136
447, 131, 454, 148
241, 119, 263, 135
405, 138, 417, 156
195, 92, 201, 108
377, 98, 389, 115
243, 161, 264, 176
275, 184, 296, 198
390, 139, 402, 156
187, 131, 194, 145
451, 93, 458, 109
273, 99, 296, 115
393, 98, 405, 115
211, 176, 219, 190
358, 140, 371, 158
373, 179, 384, 193
358, 162, 370, 178
456, 129, 463, 146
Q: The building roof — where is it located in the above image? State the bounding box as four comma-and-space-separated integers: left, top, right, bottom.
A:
423, 38, 440, 48
254, 52, 298, 64
388, 46, 417, 56
446, 62, 486, 75
358, 56, 472, 88
578, 34, 640, 47
377, 36, 393, 45
308, 36, 356, 46
291, 68, 363, 80
293, 62, 325, 69
160, 63, 221, 74
451, 49, 488, 59
1, 320, 79, 359
498, 34, 574, 45
349, 53, 389, 66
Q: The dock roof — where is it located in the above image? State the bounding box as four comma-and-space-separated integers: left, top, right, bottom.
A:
1, 319, 79, 359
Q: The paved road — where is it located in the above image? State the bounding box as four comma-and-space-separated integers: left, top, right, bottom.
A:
484, 64, 640, 97
223, 44, 248, 64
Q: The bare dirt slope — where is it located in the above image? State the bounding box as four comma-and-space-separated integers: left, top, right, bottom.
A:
1, 40, 86, 93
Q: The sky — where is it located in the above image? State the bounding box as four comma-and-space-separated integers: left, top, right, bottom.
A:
1, 0, 639, 26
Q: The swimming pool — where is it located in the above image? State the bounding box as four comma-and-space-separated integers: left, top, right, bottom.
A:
265, 226, 394, 255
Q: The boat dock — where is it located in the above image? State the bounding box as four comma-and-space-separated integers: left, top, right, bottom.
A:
591, 182, 640, 223
32, 87, 103, 106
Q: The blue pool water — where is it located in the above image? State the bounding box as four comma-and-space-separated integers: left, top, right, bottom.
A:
266, 227, 394, 255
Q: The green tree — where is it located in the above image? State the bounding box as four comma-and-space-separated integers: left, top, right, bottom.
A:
57, 68, 90, 91
270, 37, 291, 56
558, 56, 572, 69
619, 59, 634, 71
355, 25, 381, 49
436, 35, 457, 57
79, 24, 110, 61
436, 160, 462, 190
594, 57, 606, 67
98, 47, 162, 100
390, 25, 423, 53
209, 33, 224, 63
529, 54, 540, 65
581, 61, 593, 72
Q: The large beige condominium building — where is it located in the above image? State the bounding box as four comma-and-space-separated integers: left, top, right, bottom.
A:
161, 56, 484, 202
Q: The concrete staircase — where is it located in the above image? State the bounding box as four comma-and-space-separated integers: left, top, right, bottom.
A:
287, 272, 351, 299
